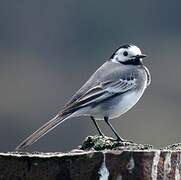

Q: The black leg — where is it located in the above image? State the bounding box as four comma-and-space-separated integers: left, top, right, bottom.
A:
90, 116, 105, 136
104, 116, 124, 142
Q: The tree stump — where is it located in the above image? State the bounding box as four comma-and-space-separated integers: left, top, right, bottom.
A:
0, 136, 181, 180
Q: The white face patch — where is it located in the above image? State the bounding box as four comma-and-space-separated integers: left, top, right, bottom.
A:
111, 45, 142, 64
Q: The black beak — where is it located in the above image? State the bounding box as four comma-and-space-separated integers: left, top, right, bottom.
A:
137, 54, 147, 58
132, 54, 147, 59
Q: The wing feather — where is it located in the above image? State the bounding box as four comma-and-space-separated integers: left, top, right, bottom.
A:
61, 78, 136, 115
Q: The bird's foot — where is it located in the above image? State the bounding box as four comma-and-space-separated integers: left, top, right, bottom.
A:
96, 132, 106, 138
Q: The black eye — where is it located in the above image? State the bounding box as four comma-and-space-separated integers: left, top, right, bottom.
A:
123, 51, 128, 56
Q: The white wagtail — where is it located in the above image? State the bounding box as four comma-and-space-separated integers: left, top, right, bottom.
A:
16, 44, 151, 150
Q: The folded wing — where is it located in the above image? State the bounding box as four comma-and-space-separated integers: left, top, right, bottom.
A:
61, 78, 137, 115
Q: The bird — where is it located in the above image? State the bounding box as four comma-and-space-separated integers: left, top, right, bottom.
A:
15, 44, 151, 150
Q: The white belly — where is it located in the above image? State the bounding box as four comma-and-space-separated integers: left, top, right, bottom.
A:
108, 90, 144, 119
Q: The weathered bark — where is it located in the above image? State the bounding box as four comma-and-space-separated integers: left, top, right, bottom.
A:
0, 136, 181, 180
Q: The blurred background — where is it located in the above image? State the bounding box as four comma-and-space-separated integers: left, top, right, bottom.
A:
0, 0, 181, 152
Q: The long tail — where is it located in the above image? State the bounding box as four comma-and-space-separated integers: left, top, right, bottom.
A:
15, 114, 69, 151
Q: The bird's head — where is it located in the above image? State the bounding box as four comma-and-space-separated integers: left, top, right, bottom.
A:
110, 44, 147, 65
